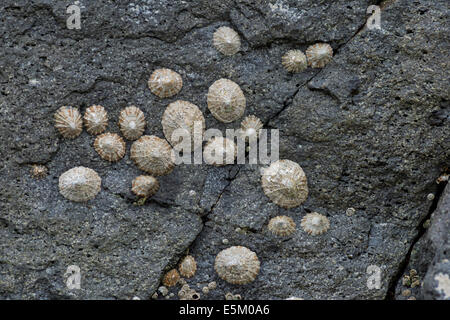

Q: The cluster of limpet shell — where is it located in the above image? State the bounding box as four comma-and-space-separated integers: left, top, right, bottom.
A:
281, 43, 333, 73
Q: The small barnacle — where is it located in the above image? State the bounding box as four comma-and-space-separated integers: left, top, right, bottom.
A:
130, 135, 176, 176
239, 115, 263, 141
207, 281, 217, 290
346, 207, 356, 216
402, 275, 411, 287
282, 50, 307, 73
207, 79, 246, 123
203, 136, 237, 166
261, 159, 309, 209
214, 246, 260, 285
306, 43, 333, 68
58, 166, 101, 202
225, 292, 234, 300
213, 26, 241, 56
402, 289, 411, 297
54, 106, 83, 138
151, 292, 158, 299
178, 255, 197, 279
286, 297, 304, 300
158, 286, 169, 297
30, 164, 48, 179
162, 100, 205, 151
182, 290, 201, 300
300, 212, 330, 236
202, 287, 209, 295
131, 175, 159, 197
162, 269, 180, 287
148, 68, 183, 98
94, 133, 126, 162
407, 296, 417, 300
427, 193, 435, 201
83, 105, 108, 135
268, 215, 296, 236
118, 106, 146, 141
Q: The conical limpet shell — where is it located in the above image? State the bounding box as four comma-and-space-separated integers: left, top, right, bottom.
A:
239, 115, 263, 141
30, 164, 48, 179
261, 159, 308, 209
306, 43, 333, 68
300, 212, 330, 235
207, 79, 246, 123
83, 105, 108, 135
268, 215, 296, 236
94, 133, 126, 162
178, 255, 197, 278
118, 106, 146, 141
148, 68, 183, 98
54, 106, 83, 139
162, 269, 180, 287
213, 26, 241, 56
282, 50, 307, 73
130, 135, 175, 176
58, 166, 101, 202
214, 246, 260, 285
131, 175, 159, 197
203, 136, 237, 166
162, 100, 205, 151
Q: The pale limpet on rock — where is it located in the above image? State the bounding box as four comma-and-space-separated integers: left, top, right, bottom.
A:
54, 106, 83, 139
282, 50, 307, 73
178, 255, 197, 279
300, 212, 330, 236
58, 166, 101, 202
214, 246, 260, 285
306, 43, 333, 68
207, 79, 246, 123
118, 106, 146, 141
203, 136, 237, 166
268, 215, 296, 236
94, 132, 126, 162
131, 175, 159, 197
213, 26, 241, 56
261, 159, 308, 209
148, 68, 183, 98
83, 105, 108, 135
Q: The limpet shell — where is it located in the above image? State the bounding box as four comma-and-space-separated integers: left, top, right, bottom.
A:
203, 136, 237, 166
162, 100, 205, 151
94, 133, 126, 162
306, 43, 333, 68
131, 175, 159, 197
148, 68, 183, 98
54, 106, 83, 139
300, 212, 330, 235
207, 79, 246, 123
214, 246, 260, 285
58, 166, 101, 202
178, 255, 197, 279
162, 269, 180, 287
261, 159, 308, 209
213, 26, 241, 56
130, 135, 176, 176
282, 50, 307, 73
268, 215, 296, 236
83, 105, 108, 135
118, 106, 146, 141
239, 115, 263, 141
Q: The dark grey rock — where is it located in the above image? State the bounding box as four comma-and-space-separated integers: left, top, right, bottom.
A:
0, 0, 449, 300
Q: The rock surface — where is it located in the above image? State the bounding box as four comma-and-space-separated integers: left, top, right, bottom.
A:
0, 0, 448, 299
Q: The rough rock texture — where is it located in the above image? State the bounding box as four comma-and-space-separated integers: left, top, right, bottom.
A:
0, 0, 449, 299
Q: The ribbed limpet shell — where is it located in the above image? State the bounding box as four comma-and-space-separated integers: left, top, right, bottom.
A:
83, 105, 108, 135
178, 255, 197, 279
239, 115, 263, 141
261, 159, 308, 209
118, 106, 146, 141
214, 246, 260, 285
203, 136, 237, 166
94, 133, 126, 162
282, 50, 307, 73
207, 79, 246, 123
54, 106, 83, 139
301, 212, 330, 235
268, 215, 296, 236
162, 269, 180, 287
58, 166, 101, 202
148, 68, 183, 98
213, 26, 241, 56
131, 175, 159, 197
162, 100, 205, 151
130, 135, 175, 176
306, 43, 333, 68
